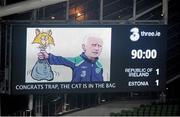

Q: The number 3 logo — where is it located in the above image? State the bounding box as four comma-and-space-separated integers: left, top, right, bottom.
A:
130, 27, 140, 41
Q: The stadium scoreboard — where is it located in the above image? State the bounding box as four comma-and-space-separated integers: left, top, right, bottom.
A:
11, 24, 166, 94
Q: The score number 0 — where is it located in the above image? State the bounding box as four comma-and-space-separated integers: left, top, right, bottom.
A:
131, 49, 157, 59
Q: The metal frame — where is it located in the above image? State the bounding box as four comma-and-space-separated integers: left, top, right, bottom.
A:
0, 95, 1, 116
0, 0, 68, 17
0, 0, 168, 25
100, 0, 103, 22
163, 0, 168, 24
133, 0, 136, 22
0, 0, 168, 116
34, 95, 43, 116
66, 0, 69, 21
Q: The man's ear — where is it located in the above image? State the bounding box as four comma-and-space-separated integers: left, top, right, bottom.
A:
82, 44, 86, 51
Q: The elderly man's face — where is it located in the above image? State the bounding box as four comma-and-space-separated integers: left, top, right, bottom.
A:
83, 37, 103, 60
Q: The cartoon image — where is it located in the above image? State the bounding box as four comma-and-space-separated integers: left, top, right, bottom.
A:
25, 28, 111, 83
31, 29, 55, 81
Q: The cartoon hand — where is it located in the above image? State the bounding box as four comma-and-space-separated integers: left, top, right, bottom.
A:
38, 51, 49, 59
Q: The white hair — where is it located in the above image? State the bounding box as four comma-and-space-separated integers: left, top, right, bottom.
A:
82, 33, 103, 45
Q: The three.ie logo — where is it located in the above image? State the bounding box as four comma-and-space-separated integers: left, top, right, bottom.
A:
130, 27, 161, 42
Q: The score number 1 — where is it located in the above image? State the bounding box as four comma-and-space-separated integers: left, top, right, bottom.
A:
155, 69, 159, 86
156, 69, 159, 75
155, 79, 159, 86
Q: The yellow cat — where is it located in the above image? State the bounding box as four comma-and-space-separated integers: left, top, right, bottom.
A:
32, 29, 55, 49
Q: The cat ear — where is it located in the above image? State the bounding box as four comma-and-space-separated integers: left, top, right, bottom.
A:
47, 30, 52, 35
35, 29, 40, 35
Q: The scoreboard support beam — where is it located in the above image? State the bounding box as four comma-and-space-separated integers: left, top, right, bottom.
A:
66, 0, 69, 21
100, 0, 103, 22
133, 0, 137, 23
162, 0, 168, 25
0, 95, 1, 116
34, 95, 43, 116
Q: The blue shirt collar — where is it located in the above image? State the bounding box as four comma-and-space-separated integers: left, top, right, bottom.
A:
81, 52, 98, 63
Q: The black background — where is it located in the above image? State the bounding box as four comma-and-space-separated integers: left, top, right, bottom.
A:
11, 24, 167, 94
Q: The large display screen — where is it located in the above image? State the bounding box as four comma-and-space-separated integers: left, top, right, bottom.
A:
11, 24, 166, 94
